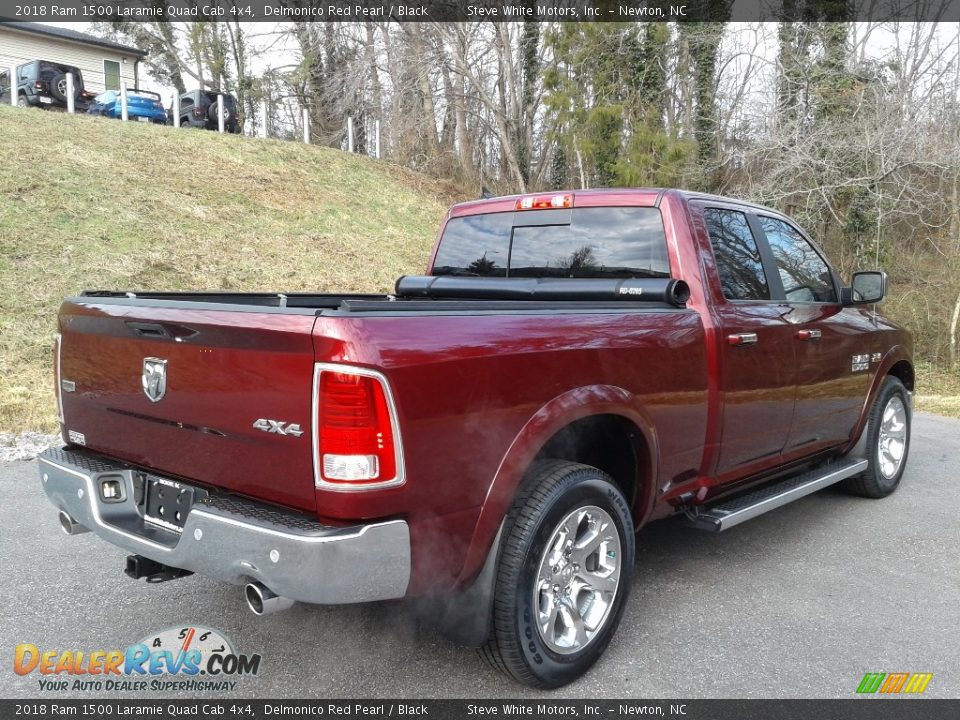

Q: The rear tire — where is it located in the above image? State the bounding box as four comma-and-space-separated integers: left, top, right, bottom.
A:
17, 95, 28, 108
479, 460, 635, 688
842, 376, 911, 498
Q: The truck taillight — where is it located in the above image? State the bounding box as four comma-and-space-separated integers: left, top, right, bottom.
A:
313, 365, 403, 490
515, 193, 573, 210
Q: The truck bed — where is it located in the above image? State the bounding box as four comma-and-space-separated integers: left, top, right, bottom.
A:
57, 278, 706, 532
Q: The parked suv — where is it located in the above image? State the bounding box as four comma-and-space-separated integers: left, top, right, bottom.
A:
170, 89, 241, 133
0, 60, 93, 111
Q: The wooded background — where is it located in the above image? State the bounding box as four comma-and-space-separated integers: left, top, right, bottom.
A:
99, 18, 960, 371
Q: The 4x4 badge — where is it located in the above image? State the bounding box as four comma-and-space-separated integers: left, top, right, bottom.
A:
252, 418, 304, 437
142, 357, 168, 402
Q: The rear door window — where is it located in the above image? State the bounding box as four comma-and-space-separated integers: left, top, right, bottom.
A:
433, 207, 670, 279
702, 208, 770, 301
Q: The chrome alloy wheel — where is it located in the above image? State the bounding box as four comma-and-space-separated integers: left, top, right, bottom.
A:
878, 395, 908, 480
533, 505, 622, 655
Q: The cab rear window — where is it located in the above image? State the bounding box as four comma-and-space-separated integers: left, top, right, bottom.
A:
432, 207, 671, 279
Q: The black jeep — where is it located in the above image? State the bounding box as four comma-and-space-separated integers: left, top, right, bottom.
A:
169, 89, 242, 133
0, 60, 93, 111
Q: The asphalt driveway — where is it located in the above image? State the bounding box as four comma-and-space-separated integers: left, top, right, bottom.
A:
1, 412, 957, 699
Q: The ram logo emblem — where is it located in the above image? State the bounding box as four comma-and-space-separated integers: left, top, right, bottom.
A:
142, 358, 168, 403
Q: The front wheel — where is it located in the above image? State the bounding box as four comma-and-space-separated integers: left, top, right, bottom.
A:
842, 376, 911, 498
480, 460, 635, 688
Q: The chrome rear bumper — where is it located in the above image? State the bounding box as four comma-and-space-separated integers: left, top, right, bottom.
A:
38, 448, 410, 604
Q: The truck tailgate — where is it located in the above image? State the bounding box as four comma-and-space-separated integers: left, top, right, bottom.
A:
57, 298, 318, 512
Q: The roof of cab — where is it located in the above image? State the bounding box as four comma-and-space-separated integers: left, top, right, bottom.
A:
448, 188, 665, 217
448, 187, 792, 222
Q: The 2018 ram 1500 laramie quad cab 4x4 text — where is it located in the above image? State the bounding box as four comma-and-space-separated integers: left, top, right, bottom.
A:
39, 189, 912, 688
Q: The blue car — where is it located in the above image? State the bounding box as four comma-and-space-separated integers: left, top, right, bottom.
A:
87, 89, 167, 124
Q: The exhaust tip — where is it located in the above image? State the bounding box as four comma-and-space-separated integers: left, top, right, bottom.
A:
244, 582, 294, 616
59, 511, 89, 535
245, 583, 266, 615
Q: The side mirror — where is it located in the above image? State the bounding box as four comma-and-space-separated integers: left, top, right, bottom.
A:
847, 271, 886, 305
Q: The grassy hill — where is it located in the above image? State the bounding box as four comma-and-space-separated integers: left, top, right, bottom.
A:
0, 106, 457, 433
1, 106, 956, 436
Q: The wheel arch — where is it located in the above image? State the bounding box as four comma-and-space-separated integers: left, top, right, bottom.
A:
532, 413, 648, 512
844, 347, 913, 457
454, 385, 658, 591
887, 359, 914, 392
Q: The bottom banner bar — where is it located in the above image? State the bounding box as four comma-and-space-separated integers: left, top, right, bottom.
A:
1, 699, 957, 720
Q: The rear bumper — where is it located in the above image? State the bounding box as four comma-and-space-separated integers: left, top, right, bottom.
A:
37, 447, 410, 604
27, 94, 89, 111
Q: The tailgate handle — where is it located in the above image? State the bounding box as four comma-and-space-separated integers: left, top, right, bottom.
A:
127, 322, 170, 338
126, 322, 199, 341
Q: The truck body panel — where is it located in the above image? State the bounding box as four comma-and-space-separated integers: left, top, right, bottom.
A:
58, 301, 319, 512
46, 187, 913, 599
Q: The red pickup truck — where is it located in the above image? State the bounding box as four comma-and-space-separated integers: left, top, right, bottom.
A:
39, 189, 913, 688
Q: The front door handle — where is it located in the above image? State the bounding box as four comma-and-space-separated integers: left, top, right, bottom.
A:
796, 329, 822, 341
727, 332, 758, 346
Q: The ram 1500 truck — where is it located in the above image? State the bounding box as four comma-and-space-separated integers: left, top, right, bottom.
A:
39, 189, 913, 688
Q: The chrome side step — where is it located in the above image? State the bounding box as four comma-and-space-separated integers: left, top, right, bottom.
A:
685, 457, 869, 532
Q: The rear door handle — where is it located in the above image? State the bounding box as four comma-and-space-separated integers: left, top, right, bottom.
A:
727, 332, 758, 346
795, 329, 822, 341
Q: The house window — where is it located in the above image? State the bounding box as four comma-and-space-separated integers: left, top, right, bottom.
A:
103, 60, 120, 91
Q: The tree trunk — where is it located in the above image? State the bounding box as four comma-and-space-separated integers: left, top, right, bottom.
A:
405, 25, 439, 151
951, 291, 960, 370
364, 22, 383, 127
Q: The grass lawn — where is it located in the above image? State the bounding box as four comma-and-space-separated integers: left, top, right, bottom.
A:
0, 105, 455, 433
915, 363, 960, 418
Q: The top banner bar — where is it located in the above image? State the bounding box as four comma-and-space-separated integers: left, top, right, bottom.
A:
1, 0, 958, 22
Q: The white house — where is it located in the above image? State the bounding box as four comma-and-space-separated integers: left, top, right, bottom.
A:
0, 22, 146, 94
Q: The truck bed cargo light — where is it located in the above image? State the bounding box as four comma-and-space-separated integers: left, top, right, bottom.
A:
516, 193, 573, 211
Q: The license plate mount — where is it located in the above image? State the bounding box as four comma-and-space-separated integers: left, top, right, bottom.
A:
142, 477, 197, 533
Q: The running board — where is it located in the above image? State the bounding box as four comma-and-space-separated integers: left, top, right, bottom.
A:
684, 458, 869, 532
